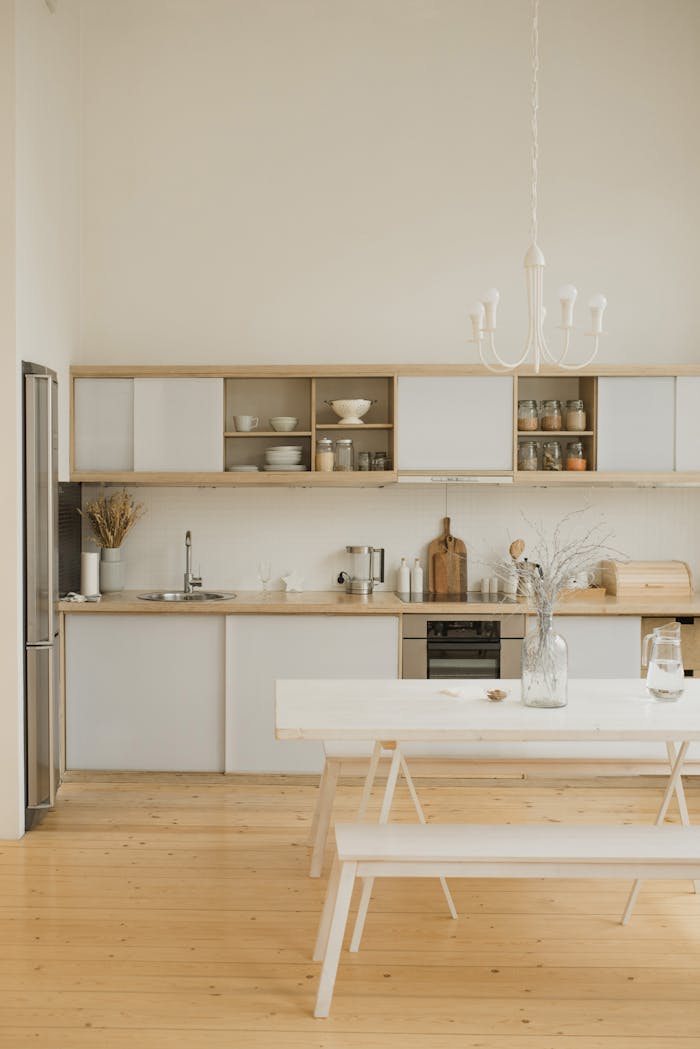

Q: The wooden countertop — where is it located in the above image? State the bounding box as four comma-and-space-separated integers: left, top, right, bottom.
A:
57, 590, 700, 617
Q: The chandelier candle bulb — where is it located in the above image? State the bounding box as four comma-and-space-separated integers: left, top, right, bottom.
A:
481, 288, 500, 330
589, 294, 607, 334
558, 284, 578, 328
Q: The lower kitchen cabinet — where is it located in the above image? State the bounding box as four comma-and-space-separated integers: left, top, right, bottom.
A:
65, 615, 226, 771
226, 615, 400, 774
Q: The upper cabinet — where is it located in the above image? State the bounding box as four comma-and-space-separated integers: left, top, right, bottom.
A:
133, 378, 223, 472
397, 376, 513, 473
597, 377, 675, 472
675, 377, 700, 472
70, 366, 700, 487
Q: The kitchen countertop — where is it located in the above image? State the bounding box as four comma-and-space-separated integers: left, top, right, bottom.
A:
57, 590, 700, 617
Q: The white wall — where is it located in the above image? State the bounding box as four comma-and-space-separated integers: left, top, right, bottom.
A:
84, 483, 700, 595
16, 0, 81, 481
0, 0, 81, 840
79, 0, 700, 365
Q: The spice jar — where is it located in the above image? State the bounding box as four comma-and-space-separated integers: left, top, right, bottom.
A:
541, 400, 563, 431
542, 440, 563, 470
357, 451, 371, 471
565, 399, 586, 431
565, 440, 587, 471
517, 440, 539, 471
315, 436, 334, 472
334, 438, 354, 471
517, 399, 539, 431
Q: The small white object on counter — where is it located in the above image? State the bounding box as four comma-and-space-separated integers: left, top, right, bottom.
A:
490, 576, 499, 594
80, 551, 100, 597
410, 558, 423, 595
282, 571, 304, 592
398, 557, 410, 592
480, 577, 489, 594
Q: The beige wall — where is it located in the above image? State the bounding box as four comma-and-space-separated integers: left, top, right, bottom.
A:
16, 0, 81, 481
79, 0, 700, 366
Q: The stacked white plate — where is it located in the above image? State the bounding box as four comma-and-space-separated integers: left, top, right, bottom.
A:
264, 445, 305, 470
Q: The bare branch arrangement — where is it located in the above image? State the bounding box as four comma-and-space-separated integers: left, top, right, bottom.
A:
79, 489, 145, 549
487, 508, 624, 617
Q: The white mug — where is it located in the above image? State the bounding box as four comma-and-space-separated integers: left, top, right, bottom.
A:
234, 415, 259, 432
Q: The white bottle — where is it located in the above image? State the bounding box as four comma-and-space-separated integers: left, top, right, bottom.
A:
411, 558, 424, 596
397, 557, 410, 593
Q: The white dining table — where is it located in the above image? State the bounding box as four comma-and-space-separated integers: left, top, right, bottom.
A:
275, 677, 700, 927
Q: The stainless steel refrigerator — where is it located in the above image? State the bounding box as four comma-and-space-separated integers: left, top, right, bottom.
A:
23, 362, 59, 829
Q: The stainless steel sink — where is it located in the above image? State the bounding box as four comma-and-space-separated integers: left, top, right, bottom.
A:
138, 591, 236, 602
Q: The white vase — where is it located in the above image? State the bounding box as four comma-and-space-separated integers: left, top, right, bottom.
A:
99, 547, 124, 592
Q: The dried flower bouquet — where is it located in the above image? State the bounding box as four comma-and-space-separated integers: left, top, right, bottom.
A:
79, 489, 145, 549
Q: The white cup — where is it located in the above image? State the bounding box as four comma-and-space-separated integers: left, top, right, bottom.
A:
234, 415, 259, 432
480, 577, 489, 594
489, 576, 499, 594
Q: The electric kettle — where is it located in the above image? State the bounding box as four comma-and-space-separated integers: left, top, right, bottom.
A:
338, 545, 385, 595
642, 621, 685, 701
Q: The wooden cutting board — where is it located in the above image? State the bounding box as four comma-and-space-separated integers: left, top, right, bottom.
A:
428, 517, 467, 594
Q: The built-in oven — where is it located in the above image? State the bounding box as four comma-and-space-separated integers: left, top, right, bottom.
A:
402, 614, 526, 680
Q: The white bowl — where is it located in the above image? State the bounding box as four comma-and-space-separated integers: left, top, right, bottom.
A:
263, 464, 307, 472
269, 417, 298, 432
265, 452, 302, 463
267, 445, 303, 451
226, 465, 259, 472
326, 398, 375, 424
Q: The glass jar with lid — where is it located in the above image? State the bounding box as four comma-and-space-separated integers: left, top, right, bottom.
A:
565, 399, 586, 431
517, 440, 539, 471
334, 438, 354, 471
371, 452, 387, 471
357, 450, 371, 471
517, 399, 539, 431
542, 440, 563, 470
315, 436, 334, 472
565, 440, 587, 471
541, 400, 563, 431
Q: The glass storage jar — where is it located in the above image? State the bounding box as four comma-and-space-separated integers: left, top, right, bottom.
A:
357, 451, 371, 471
517, 399, 539, 431
315, 436, 334, 472
371, 452, 387, 471
517, 440, 539, 471
541, 400, 563, 431
565, 398, 586, 431
565, 440, 587, 471
542, 440, 563, 470
334, 438, 354, 471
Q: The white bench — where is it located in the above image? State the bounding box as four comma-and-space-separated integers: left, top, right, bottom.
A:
312, 822, 700, 1018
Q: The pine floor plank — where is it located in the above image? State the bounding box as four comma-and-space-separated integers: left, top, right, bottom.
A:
1, 773, 700, 1046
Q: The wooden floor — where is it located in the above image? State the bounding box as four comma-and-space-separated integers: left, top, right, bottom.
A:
2, 772, 700, 1049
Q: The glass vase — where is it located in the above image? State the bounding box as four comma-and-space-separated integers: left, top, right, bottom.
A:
521, 613, 568, 708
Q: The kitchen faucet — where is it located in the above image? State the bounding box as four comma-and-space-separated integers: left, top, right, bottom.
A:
184, 531, 202, 593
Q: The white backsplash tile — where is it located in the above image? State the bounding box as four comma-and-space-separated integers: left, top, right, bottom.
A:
82, 483, 700, 594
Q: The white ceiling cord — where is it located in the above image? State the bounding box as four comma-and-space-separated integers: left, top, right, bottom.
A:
468, 0, 607, 373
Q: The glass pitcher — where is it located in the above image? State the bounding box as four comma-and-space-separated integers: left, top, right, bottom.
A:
642, 622, 685, 701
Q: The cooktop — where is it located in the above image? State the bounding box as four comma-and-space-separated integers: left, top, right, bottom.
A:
395, 592, 519, 604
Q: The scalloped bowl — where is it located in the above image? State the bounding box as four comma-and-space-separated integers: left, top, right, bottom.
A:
326, 398, 374, 425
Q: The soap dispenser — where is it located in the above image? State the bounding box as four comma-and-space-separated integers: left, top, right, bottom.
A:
398, 557, 410, 593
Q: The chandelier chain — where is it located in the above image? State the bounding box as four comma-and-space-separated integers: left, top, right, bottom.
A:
530, 0, 540, 246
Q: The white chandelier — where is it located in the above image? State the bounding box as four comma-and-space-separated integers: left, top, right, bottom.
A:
469, 0, 607, 373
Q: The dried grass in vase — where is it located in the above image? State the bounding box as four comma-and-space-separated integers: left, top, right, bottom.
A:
79, 489, 145, 549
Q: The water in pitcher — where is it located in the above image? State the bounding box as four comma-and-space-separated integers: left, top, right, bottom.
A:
643, 622, 685, 702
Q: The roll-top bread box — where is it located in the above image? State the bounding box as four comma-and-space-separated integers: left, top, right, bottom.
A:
601, 560, 693, 597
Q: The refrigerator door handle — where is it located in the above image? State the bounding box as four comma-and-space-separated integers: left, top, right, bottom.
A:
26, 645, 57, 810
25, 374, 55, 644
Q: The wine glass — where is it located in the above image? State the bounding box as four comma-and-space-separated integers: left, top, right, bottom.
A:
258, 560, 272, 595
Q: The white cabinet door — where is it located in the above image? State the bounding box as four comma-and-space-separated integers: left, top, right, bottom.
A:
133, 378, 223, 472
74, 378, 134, 471
226, 616, 399, 773
552, 615, 641, 677
675, 377, 700, 471
397, 376, 513, 471
597, 377, 675, 472
65, 615, 225, 771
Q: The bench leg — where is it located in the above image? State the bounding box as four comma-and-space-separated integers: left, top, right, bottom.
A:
400, 754, 458, 921
313, 854, 341, 962
309, 759, 340, 878
314, 860, 357, 1019
621, 738, 690, 925
666, 742, 699, 894
349, 748, 402, 953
